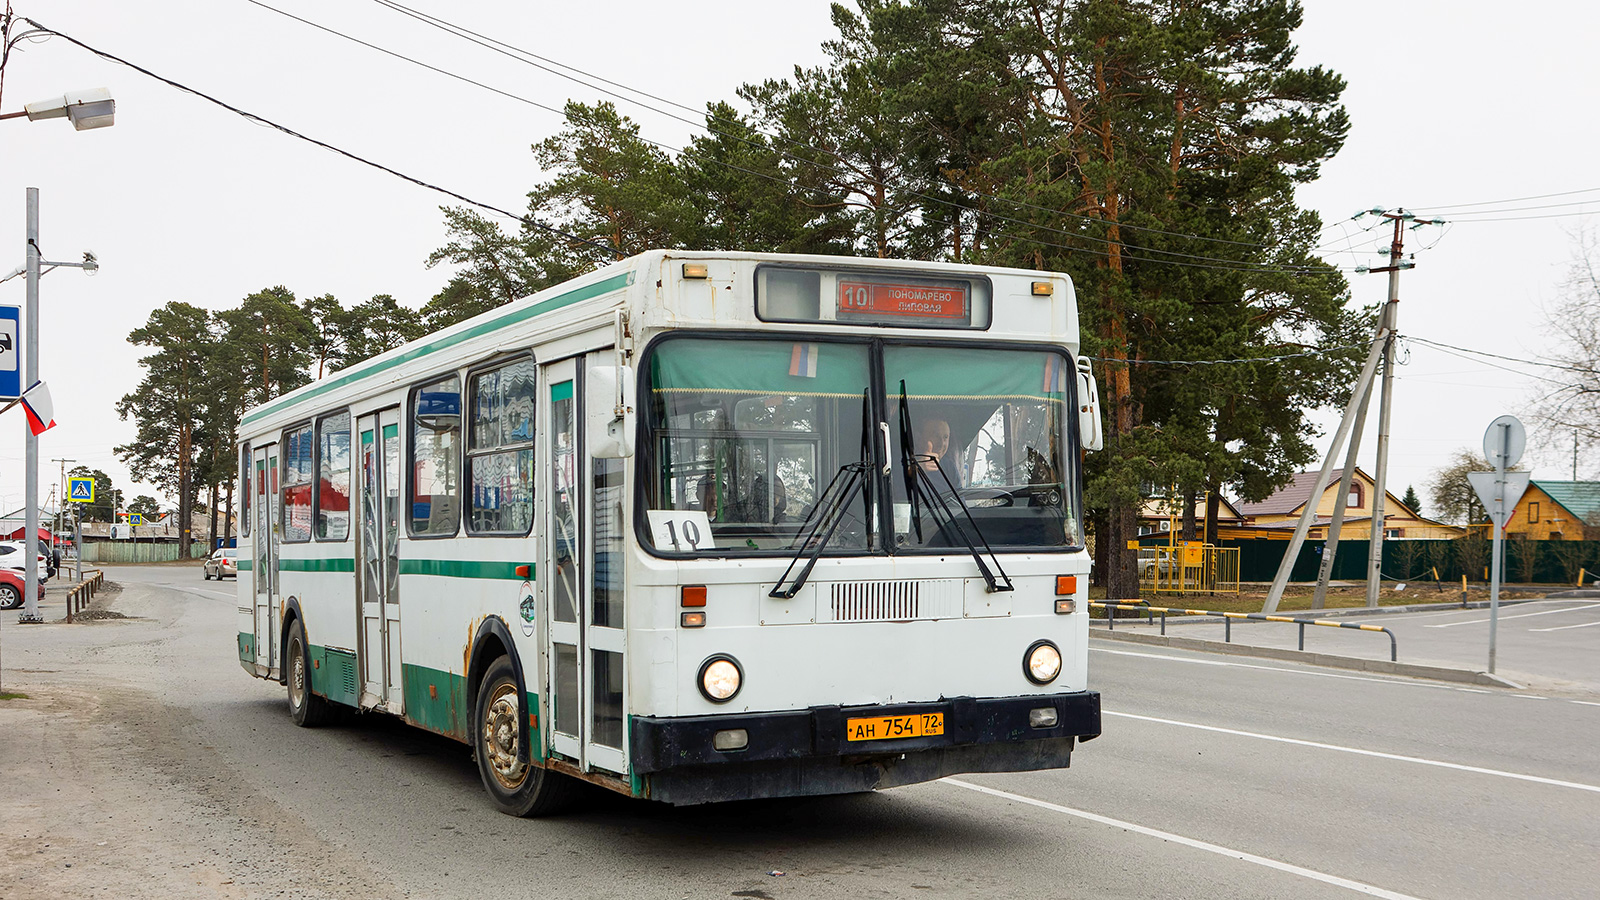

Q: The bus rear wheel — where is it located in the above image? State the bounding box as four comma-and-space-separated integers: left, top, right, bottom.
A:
474, 655, 578, 817
286, 619, 334, 727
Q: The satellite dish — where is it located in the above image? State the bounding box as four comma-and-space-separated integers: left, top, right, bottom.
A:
1482, 415, 1525, 470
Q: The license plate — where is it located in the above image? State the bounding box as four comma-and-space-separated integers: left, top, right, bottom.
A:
845, 713, 944, 742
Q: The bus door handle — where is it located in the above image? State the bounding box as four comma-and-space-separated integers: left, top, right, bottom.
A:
879, 422, 891, 475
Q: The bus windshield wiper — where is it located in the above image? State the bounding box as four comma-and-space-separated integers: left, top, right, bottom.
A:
897, 384, 1013, 594
768, 391, 874, 600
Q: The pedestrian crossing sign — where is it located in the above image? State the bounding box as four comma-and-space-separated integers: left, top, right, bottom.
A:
128, 514, 145, 526
68, 477, 95, 503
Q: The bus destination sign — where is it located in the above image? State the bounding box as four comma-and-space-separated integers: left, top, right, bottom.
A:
837, 280, 967, 321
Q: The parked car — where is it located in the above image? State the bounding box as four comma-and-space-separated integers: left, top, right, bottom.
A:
0, 540, 49, 582
204, 547, 239, 580
0, 567, 43, 609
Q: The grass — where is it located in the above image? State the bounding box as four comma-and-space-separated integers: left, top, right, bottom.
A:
1087, 582, 1545, 616
0, 691, 29, 700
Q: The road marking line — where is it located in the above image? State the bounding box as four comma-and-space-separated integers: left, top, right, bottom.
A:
1572, 701, 1600, 708
1104, 710, 1600, 795
1424, 603, 1600, 628
941, 778, 1428, 900
1091, 646, 1471, 693
1530, 618, 1600, 632
1510, 695, 1551, 701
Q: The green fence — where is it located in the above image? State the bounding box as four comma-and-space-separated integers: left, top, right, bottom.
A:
1219, 538, 1600, 586
80, 541, 212, 564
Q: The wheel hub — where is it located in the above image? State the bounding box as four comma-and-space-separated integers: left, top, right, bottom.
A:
483, 684, 528, 790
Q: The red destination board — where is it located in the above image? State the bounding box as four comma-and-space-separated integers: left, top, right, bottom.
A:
837, 281, 966, 320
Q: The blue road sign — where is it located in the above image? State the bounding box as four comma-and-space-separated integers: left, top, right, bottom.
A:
68, 477, 95, 503
0, 306, 19, 400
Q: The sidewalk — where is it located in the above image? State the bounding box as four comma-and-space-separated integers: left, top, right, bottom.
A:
1091, 595, 1600, 696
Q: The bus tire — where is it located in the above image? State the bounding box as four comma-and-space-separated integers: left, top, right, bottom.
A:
474, 655, 578, 817
286, 619, 333, 727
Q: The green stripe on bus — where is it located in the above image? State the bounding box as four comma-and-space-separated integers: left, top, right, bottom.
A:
400, 662, 543, 759
241, 272, 633, 427
550, 381, 573, 402
382, 424, 398, 440
279, 558, 356, 573
236, 559, 252, 571
398, 559, 530, 580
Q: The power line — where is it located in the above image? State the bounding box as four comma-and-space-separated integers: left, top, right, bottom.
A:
1412, 186, 1600, 211
235, 0, 1348, 277
1417, 198, 1600, 217
18, 17, 624, 259
363, 0, 1298, 255
1085, 343, 1367, 367
355, 0, 1350, 270
1432, 209, 1600, 224
1403, 335, 1600, 377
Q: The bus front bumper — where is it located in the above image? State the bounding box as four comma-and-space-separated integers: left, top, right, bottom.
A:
630, 691, 1099, 805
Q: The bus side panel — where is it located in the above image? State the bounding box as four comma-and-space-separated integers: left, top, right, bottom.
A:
280, 559, 360, 708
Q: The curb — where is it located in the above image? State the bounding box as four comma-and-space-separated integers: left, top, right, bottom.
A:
1091, 629, 1520, 688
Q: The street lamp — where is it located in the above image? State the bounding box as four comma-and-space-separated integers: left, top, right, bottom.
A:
0, 87, 115, 130
2, 89, 114, 623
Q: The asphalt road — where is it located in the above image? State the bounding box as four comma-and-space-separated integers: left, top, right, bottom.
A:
3, 565, 1598, 899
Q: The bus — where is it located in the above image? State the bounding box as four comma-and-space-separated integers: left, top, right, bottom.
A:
235, 250, 1104, 815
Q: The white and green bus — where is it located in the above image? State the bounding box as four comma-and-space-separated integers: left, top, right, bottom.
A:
235, 250, 1104, 815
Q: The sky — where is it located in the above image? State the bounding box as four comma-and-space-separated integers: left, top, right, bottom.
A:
0, 0, 1597, 521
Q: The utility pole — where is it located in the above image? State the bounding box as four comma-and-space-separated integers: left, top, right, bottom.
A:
51, 457, 74, 578
1362, 210, 1440, 608
1263, 207, 1443, 614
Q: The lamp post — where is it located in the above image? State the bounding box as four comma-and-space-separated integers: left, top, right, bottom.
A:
2, 89, 114, 623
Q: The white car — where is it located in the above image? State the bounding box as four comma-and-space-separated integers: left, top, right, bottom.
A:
203, 547, 239, 580
0, 540, 49, 582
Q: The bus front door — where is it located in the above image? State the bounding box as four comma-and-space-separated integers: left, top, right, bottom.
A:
544, 357, 627, 776
252, 445, 278, 677
357, 409, 403, 712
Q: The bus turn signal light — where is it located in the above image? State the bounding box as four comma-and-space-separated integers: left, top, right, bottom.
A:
1055, 599, 1076, 615
682, 263, 709, 279
682, 585, 707, 607
515, 564, 531, 578
1055, 575, 1077, 595
1031, 281, 1054, 296
681, 611, 706, 628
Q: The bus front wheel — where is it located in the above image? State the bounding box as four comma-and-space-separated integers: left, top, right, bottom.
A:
474, 655, 578, 817
286, 619, 334, 727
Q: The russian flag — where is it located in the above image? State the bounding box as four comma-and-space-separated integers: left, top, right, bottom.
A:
1041, 356, 1067, 393
789, 343, 819, 378
20, 381, 55, 435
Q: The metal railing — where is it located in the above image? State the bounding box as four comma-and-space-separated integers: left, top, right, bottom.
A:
1091, 601, 1397, 662
65, 569, 104, 624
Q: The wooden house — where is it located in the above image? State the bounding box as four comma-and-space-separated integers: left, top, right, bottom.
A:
1230, 467, 1465, 541
1503, 480, 1600, 541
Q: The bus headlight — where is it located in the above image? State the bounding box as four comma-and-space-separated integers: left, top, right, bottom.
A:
698, 654, 743, 703
1024, 640, 1062, 685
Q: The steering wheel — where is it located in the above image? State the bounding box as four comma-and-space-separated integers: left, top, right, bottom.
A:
955, 486, 1014, 508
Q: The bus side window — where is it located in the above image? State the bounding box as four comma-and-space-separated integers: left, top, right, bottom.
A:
467, 359, 536, 535
411, 374, 463, 537
316, 411, 351, 541
240, 442, 252, 538
282, 423, 314, 543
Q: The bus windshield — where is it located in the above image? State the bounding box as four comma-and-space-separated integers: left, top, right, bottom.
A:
643, 336, 1081, 555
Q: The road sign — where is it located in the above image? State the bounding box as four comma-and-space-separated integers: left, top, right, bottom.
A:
68, 477, 95, 503
1467, 471, 1531, 529
128, 514, 145, 526
1482, 415, 1526, 470
0, 306, 19, 400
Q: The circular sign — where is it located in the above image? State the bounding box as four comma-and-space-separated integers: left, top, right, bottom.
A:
1482, 415, 1526, 470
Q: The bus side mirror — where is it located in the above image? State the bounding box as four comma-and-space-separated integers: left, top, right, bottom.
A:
1075, 358, 1104, 452
587, 365, 636, 458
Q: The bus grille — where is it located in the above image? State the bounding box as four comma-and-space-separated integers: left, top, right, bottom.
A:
823, 580, 961, 622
